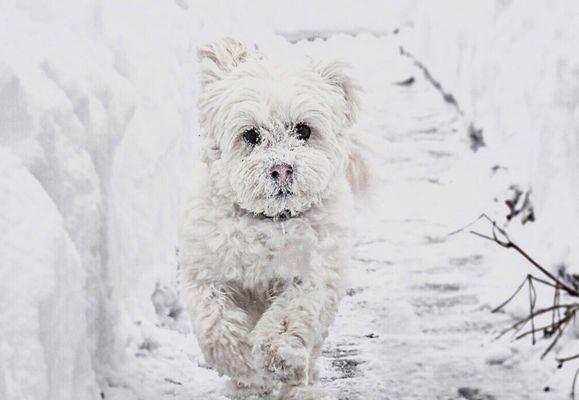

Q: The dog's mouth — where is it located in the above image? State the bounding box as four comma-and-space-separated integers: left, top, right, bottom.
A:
234, 200, 299, 221
269, 209, 292, 221
275, 188, 293, 198
235, 186, 310, 222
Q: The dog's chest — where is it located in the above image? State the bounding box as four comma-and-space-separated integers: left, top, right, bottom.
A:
207, 215, 325, 287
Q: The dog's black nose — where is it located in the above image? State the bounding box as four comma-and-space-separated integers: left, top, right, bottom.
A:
270, 164, 293, 184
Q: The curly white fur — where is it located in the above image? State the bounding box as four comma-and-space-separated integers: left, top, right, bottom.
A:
179, 37, 367, 399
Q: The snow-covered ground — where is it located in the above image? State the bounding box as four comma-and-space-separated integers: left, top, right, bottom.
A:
1, 1, 579, 399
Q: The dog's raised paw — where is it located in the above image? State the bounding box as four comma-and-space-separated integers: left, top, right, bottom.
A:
258, 338, 309, 385
224, 379, 275, 400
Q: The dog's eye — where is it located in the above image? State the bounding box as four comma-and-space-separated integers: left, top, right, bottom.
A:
294, 123, 311, 141
243, 128, 261, 145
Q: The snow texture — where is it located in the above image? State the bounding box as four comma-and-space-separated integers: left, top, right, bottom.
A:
1, 1, 578, 399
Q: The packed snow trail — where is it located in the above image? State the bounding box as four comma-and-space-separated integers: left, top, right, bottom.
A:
313, 35, 552, 400
105, 34, 560, 400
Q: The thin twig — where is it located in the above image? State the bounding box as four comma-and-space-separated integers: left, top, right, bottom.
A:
492, 275, 529, 313
529, 276, 537, 345
552, 286, 561, 336
572, 369, 579, 400
470, 214, 579, 297
541, 317, 571, 359
493, 304, 575, 341
558, 354, 579, 365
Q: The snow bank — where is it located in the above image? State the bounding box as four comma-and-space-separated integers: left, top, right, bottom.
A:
0, 148, 97, 399
0, 0, 202, 397
406, 1, 579, 266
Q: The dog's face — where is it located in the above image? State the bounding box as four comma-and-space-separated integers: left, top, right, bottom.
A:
198, 38, 363, 217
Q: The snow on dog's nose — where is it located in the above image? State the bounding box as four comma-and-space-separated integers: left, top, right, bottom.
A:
270, 163, 293, 184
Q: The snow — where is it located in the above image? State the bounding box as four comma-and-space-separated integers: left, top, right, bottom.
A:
1, 1, 579, 399
406, 0, 579, 270
0, 147, 97, 400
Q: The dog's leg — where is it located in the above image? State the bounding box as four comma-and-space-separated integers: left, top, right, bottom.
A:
188, 283, 272, 394
307, 343, 322, 383
252, 277, 342, 395
274, 343, 333, 400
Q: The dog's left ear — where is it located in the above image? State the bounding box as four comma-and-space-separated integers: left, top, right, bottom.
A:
198, 37, 250, 87
313, 60, 361, 126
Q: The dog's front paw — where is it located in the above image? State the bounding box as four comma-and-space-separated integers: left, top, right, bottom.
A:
257, 337, 309, 385
224, 379, 275, 400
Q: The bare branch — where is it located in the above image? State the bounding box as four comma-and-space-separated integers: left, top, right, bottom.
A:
472, 215, 579, 394
470, 216, 579, 297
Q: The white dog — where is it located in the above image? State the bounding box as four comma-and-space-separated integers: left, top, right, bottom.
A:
179, 37, 368, 400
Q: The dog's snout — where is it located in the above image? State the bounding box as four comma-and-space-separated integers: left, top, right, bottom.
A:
270, 163, 293, 184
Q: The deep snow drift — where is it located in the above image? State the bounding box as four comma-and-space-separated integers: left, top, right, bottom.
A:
1, 1, 579, 399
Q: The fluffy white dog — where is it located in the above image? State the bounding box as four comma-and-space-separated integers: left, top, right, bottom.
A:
179, 37, 368, 400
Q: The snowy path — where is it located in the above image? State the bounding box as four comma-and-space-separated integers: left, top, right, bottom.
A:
105, 36, 554, 400
321, 38, 552, 400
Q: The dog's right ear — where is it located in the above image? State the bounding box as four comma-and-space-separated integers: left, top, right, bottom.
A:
198, 37, 250, 87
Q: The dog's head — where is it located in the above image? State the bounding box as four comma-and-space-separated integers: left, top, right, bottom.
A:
197, 38, 366, 218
